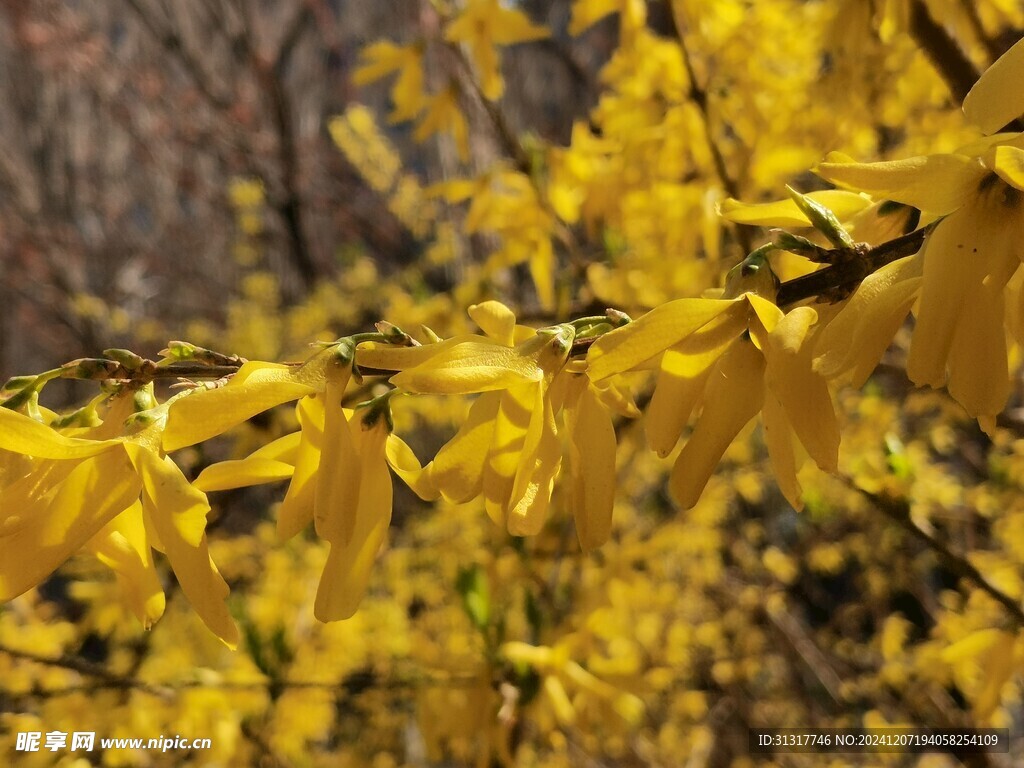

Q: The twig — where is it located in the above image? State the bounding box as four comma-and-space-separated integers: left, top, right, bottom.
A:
853, 484, 1024, 629
775, 224, 931, 307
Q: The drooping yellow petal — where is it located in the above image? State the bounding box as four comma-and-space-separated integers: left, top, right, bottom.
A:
0, 448, 142, 602
314, 417, 392, 621
719, 190, 871, 227
386, 433, 438, 501
815, 152, 988, 215
88, 501, 165, 628
314, 365, 360, 544
760, 307, 839, 473
508, 382, 561, 537
908, 191, 1020, 427
483, 383, 536, 527
429, 392, 501, 503
963, 36, 1024, 135
0, 407, 120, 459
591, 379, 640, 418
565, 378, 616, 550
814, 254, 923, 385
192, 432, 300, 492
141, 496, 238, 648
985, 144, 1024, 191
761, 389, 802, 511
278, 395, 325, 541
469, 300, 517, 345
587, 299, 742, 381
646, 311, 744, 457
670, 340, 765, 509
125, 444, 210, 549
163, 362, 315, 452
194, 459, 293, 493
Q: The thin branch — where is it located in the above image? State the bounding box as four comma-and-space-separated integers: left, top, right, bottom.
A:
776, 224, 931, 307
664, 9, 753, 255
853, 484, 1024, 629
908, 0, 980, 106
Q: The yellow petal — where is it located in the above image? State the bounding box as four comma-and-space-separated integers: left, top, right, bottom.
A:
386, 433, 438, 501
125, 445, 210, 548
429, 392, 501, 503
587, 299, 742, 381
508, 382, 561, 537
0, 407, 120, 459
483, 383, 536, 527
193, 458, 294, 493
356, 337, 468, 371
963, 36, 1024, 134
314, 418, 392, 621
391, 337, 545, 394
646, 310, 742, 457
985, 144, 1024, 191
163, 362, 314, 451
670, 340, 765, 509
565, 378, 616, 550
0, 448, 142, 601
816, 152, 988, 215
591, 379, 640, 418
762, 308, 840, 472
192, 431, 300, 492
761, 390, 802, 511
907, 195, 1019, 422
141, 498, 238, 648
278, 395, 325, 541
814, 255, 922, 385
88, 501, 165, 628
719, 190, 871, 227
314, 365, 360, 544
469, 301, 517, 346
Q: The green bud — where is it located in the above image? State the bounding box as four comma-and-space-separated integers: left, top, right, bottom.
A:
375, 321, 417, 347
103, 348, 146, 371
61, 358, 123, 380
1, 375, 36, 393
772, 231, 832, 262
786, 186, 856, 249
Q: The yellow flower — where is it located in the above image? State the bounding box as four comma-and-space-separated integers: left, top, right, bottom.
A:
588, 269, 839, 510
816, 142, 1024, 432
163, 360, 318, 452
364, 301, 625, 546
313, 405, 393, 621
189, 351, 435, 620
0, 392, 238, 646
352, 41, 426, 122
808, 39, 1024, 433
444, 0, 548, 101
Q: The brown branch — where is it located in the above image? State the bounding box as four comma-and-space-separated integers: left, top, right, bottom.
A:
664, 9, 753, 255
775, 224, 930, 307
853, 484, 1024, 629
908, 0, 980, 106
231, 0, 318, 292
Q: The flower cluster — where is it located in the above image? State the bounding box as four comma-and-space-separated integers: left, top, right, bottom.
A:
3, 36, 1024, 643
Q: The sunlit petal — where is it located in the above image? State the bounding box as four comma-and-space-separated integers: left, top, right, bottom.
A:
670, 340, 765, 509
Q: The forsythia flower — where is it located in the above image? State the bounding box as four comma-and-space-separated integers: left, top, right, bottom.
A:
189, 346, 434, 621
0, 391, 238, 646
501, 640, 645, 726
358, 301, 628, 547
588, 254, 839, 510
810, 38, 1024, 433
443, 0, 548, 101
